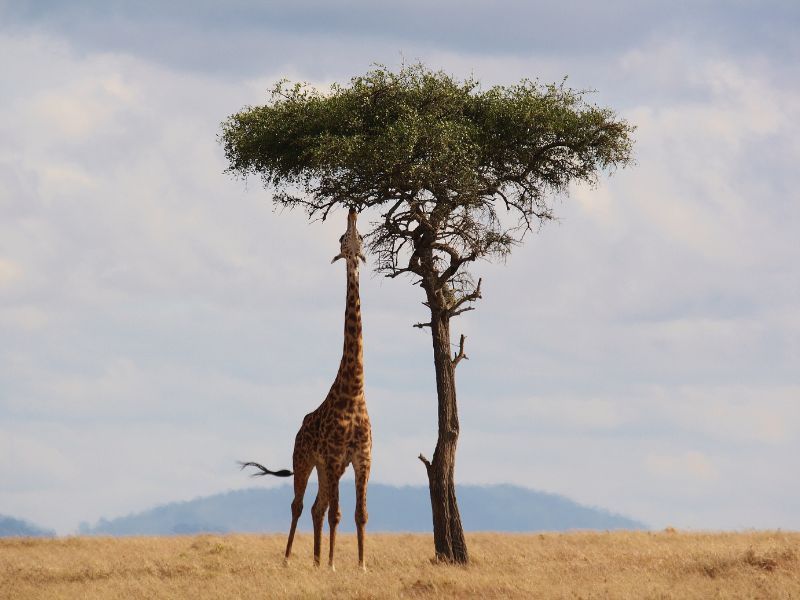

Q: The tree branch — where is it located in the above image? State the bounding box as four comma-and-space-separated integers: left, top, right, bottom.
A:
418, 453, 432, 474
448, 278, 482, 317
452, 334, 468, 367
387, 266, 419, 279
450, 306, 476, 319
431, 242, 462, 264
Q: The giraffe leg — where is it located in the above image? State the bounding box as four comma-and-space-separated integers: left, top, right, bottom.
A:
284, 460, 312, 566
311, 466, 329, 567
353, 456, 371, 572
326, 465, 344, 571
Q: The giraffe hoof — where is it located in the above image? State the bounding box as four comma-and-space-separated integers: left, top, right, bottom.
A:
360, 563, 367, 573
329, 564, 336, 572
282, 558, 290, 568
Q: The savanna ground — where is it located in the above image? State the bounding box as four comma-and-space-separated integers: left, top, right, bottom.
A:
1, 531, 798, 599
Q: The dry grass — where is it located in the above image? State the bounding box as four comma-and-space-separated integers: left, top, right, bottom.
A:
1, 530, 798, 599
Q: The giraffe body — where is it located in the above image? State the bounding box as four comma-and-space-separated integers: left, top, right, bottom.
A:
249, 209, 372, 571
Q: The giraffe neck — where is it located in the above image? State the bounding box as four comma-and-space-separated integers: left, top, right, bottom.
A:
335, 257, 364, 396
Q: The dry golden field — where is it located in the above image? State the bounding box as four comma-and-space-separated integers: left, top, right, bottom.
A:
1, 531, 798, 599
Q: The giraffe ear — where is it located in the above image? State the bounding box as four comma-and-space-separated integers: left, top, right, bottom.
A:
358, 252, 367, 264
331, 253, 344, 263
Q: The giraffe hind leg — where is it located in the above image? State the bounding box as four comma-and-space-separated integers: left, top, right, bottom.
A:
354, 456, 371, 571
284, 460, 312, 565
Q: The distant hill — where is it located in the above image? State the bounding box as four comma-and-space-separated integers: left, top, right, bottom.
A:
79, 484, 645, 536
0, 514, 55, 538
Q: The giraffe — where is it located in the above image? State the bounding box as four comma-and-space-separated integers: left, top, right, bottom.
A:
241, 208, 372, 571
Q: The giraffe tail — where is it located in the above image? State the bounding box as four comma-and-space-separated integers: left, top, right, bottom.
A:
238, 461, 293, 477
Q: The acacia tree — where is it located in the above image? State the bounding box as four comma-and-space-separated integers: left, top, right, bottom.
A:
221, 64, 634, 564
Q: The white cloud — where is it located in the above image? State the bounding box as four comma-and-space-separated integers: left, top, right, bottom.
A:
0, 258, 22, 287
0, 306, 49, 331
646, 451, 719, 482
29, 72, 137, 139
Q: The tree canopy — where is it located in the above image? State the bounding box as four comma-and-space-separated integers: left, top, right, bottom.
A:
221, 64, 634, 297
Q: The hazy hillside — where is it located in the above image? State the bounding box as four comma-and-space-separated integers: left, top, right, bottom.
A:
0, 514, 55, 538
79, 484, 645, 535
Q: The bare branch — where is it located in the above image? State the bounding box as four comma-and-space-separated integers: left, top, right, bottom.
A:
450, 306, 476, 319
418, 453, 432, 473
437, 251, 477, 288
448, 278, 482, 317
387, 266, 418, 279
413, 321, 432, 329
431, 242, 462, 263
381, 198, 407, 234
452, 334, 468, 367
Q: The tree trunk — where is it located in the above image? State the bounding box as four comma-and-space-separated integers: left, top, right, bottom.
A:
422, 309, 469, 564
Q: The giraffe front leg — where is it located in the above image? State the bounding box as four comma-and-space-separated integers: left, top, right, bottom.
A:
311, 467, 329, 567
326, 467, 343, 571
354, 457, 371, 572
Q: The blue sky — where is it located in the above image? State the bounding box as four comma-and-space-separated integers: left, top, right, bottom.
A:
1, 1, 798, 534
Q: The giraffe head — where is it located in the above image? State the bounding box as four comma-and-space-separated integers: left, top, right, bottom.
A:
331, 208, 366, 265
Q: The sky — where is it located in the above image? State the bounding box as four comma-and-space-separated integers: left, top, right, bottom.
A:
1, 1, 798, 535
